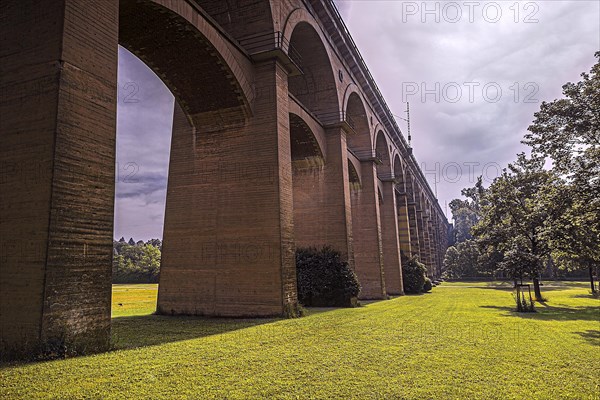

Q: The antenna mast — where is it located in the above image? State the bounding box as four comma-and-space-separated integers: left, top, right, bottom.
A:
406, 102, 412, 148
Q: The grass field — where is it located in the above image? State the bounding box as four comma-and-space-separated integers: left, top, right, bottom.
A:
1, 281, 598, 399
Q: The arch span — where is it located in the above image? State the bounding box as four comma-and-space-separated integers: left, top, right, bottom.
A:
287, 20, 339, 118
375, 130, 392, 179
346, 92, 371, 155
120, 0, 254, 131
289, 113, 324, 166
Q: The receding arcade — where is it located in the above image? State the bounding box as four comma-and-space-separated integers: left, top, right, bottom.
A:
0, 0, 449, 359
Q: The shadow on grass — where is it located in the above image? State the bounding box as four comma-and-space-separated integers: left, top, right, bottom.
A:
111, 314, 279, 350
467, 281, 591, 294
111, 306, 342, 351
575, 330, 600, 346
479, 304, 600, 322
572, 293, 600, 299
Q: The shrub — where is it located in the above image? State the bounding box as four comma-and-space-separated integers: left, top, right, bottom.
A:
402, 255, 427, 294
423, 277, 433, 292
296, 246, 360, 307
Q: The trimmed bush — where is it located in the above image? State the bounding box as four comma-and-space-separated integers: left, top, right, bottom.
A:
296, 246, 360, 307
423, 277, 433, 292
402, 255, 427, 294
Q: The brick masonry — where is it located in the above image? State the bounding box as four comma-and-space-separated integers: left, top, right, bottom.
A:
0, 0, 449, 358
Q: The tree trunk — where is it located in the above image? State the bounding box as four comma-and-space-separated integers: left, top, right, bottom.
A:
533, 277, 543, 301
589, 265, 596, 293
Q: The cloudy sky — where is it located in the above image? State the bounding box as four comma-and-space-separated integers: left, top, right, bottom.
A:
114, 0, 599, 241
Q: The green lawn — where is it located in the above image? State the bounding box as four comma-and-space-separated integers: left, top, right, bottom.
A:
1, 281, 598, 399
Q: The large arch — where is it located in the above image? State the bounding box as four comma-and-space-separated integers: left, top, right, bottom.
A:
375, 130, 392, 179
0, 0, 295, 359
120, 0, 254, 131
345, 91, 371, 154
287, 20, 339, 118
393, 155, 406, 191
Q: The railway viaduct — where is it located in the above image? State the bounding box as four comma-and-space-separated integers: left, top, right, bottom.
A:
1, 0, 449, 357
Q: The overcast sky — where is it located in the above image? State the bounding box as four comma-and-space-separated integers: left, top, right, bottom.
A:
114, 0, 599, 241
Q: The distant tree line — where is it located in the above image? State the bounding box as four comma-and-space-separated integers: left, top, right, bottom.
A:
443, 52, 599, 300
112, 237, 162, 283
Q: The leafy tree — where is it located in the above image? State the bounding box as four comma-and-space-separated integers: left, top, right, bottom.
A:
128, 237, 136, 245
449, 177, 486, 243
112, 239, 162, 283
523, 52, 600, 291
547, 190, 599, 292
473, 154, 566, 300
443, 239, 484, 278
146, 238, 162, 249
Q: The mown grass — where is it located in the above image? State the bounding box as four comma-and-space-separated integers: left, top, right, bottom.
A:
1, 281, 598, 399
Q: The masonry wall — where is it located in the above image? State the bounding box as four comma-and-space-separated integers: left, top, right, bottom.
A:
0, 0, 118, 358
158, 61, 298, 317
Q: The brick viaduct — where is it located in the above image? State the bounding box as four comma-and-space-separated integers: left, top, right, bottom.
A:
1, 0, 450, 357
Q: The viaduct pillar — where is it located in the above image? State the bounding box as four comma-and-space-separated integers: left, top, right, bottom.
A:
396, 191, 412, 258
407, 202, 421, 258
291, 126, 354, 268
0, 0, 119, 357
380, 180, 403, 295
158, 60, 298, 317
351, 162, 386, 299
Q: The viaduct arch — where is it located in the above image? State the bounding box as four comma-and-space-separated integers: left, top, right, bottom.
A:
0, 0, 449, 358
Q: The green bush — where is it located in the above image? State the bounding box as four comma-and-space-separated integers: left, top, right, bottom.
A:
401, 255, 427, 294
423, 277, 433, 292
296, 246, 360, 307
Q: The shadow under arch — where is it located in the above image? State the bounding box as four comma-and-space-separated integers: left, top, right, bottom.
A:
289, 113, 324, 167
393, 154, 406, 191
287, 21, 339, 118
346, 92, 371, 154
119, 0, 253, 131
375, 130, 392, 179
193, 0, 274, 42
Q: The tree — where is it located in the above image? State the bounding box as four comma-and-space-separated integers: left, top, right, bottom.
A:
442, 240, 484, 279
449, 177, 486, 243
137, 244, 161, 282
473, 154, 566, 300
112, 240, 162, 283
524, 52, 600, 291
547, 189, 600, 292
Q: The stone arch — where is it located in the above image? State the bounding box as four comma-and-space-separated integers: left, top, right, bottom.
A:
194, 0, 274, 42
120, 0, 254, 131
286, 17, 339, 117
348, 159, 361, 189
393, 154, 406, 192
375, 131, 392, 179
289, 113, 325, 167
345, 92, 371, 154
